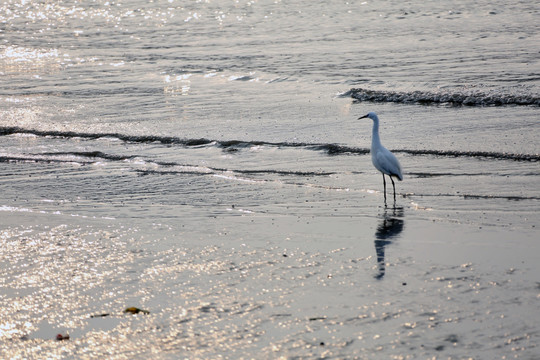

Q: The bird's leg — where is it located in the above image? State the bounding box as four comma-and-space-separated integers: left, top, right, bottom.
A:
382, 174, 387, 204
390, 177, 396, 204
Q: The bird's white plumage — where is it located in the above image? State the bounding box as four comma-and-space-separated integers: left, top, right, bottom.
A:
372, 146, 403, 181
359, 111, 403, 202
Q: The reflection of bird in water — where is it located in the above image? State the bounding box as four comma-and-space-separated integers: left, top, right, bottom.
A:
374, 206, 404, 280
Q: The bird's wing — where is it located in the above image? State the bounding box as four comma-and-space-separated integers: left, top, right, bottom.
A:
375, 148, 403, 180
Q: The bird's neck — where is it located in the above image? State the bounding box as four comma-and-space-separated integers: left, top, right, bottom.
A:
371, 119, 382, 150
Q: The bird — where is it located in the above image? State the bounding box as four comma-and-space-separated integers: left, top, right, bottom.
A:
358, 112, 403, 204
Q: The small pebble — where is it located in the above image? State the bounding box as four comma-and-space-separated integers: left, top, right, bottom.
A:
90, 313, 110, 318
56, 333, 69, 341
124, 307, 150, 315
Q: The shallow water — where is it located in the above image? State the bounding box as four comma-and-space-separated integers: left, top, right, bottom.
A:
1, 0, 539, 358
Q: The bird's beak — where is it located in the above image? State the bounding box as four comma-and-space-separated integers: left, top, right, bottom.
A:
358, 114, 369, 120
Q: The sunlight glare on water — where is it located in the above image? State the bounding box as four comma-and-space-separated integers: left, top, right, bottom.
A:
1, 0, 539, 358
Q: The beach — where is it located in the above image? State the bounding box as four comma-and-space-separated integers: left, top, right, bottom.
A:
1, 0, 539, 358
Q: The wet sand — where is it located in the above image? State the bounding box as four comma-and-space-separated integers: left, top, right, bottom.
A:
1, 189, 538, 359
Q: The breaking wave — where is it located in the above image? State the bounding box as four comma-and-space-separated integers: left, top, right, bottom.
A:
0, 150, 336, 177
2, 127, 538, 162
344, 88, 540, 106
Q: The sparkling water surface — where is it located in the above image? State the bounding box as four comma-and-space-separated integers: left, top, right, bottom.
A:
1, 0, 539, 358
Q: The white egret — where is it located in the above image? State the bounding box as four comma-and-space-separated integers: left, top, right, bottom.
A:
358, 112, 403, 203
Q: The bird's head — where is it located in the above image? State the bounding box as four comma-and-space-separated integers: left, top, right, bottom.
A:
358, 111, 378, 121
